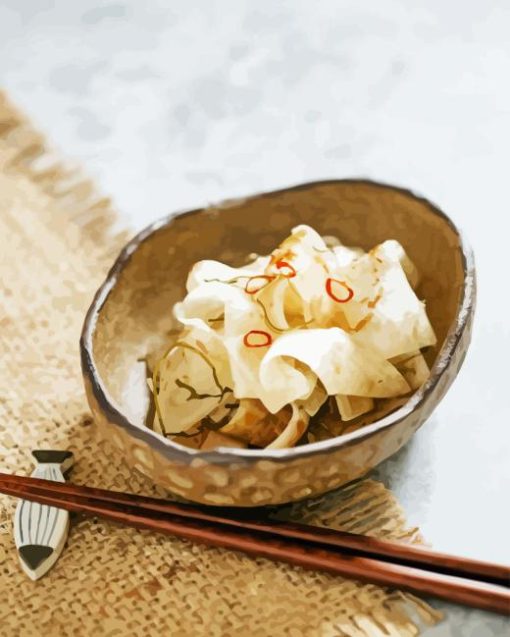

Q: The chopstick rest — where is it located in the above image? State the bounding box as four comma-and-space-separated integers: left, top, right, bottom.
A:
13, 450, 74, 580
2, 472, 509, 613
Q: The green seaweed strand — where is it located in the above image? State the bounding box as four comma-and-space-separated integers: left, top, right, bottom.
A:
174, 340, 227, 396
175, 378, 224, 401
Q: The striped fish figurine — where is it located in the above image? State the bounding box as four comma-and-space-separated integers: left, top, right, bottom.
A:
14, 450, 74, 580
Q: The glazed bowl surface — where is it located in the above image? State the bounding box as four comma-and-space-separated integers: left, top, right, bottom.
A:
80, 179, 475, 506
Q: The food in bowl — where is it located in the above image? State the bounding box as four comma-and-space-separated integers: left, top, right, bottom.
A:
81, 180, 474, 506
144, 224, 436, 450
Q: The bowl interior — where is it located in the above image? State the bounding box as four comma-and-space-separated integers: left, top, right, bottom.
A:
89, 180, 466, 436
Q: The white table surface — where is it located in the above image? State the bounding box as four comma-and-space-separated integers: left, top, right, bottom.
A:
1, 1, 509, 634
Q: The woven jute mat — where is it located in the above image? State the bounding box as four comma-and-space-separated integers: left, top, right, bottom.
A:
0, 92, 442, 637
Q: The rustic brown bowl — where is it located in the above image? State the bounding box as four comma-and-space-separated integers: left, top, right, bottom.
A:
80, 180, 475, 506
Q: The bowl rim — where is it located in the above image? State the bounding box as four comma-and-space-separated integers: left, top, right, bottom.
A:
80, 178, 475, 465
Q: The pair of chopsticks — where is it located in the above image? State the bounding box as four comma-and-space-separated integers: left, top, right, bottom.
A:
1, 472, 508, 615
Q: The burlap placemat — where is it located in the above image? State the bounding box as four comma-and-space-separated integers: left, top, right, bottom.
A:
0, 92, 442, 637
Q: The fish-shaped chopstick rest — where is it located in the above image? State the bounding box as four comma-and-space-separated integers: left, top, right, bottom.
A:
13, 450, 74, 580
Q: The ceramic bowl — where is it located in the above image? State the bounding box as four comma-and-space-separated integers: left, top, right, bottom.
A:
80, 180, 475, 506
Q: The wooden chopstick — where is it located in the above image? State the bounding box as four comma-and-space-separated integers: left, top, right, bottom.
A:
2, 473, 507, 587
1, 473, 509, 615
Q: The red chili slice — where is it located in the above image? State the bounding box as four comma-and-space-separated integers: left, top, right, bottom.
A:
274, 260, 297, 278
245, 275, 275, 295
325, 278, 354, 303
243, 330, 273, 348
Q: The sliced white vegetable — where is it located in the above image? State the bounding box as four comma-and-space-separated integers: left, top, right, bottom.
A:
186, 256, 270, 292
255, 276, 292, 331
310, 251, 374, 330
221, 399, 294, 447
154, 323, 232, 434
265, 224, 329, 312
259, 328, 410, 413
210, 294, 293, 407
332, 245, 365, 267
266, 403, 310, 449
390, 350, 430, 391
152, 227, 435, 448
374, 240, 420, 289
335, 395, 374, 421
155, 347, 220, 433
174, 281, 250, 329
297, 380, 328, 417
225, 333, 311, 411
353, 257, 436, 359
